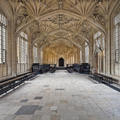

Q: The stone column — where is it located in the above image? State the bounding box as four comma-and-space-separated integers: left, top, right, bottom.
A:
73, 54, 75, 63
37, 47, 43, 64
11, 19, 17, 76
82, 44, 85, 63
40, 47, 43, 64
77, 48, 80, 64
37, 47, 40, 63
80, 49, 82, 63
75, 53, 77, 63
28, 35, 33, 71
7, 20, 13, 76
89, 37, 94, 67
105, 16, 111, 75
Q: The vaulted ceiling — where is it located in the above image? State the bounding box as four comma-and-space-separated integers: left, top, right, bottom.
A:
8, 0, 117, 49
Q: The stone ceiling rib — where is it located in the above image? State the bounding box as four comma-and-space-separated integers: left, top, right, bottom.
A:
16, 9, 105, 33
7, 0, 117, 50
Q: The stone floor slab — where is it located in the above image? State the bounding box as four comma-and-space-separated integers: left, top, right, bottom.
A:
15, 105, 39, 115
0, 70, 120, 120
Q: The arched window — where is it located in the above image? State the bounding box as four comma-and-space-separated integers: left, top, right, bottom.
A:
94, 31, 105, 53
85, 42, 89, 63
33, 45, 38, 63
80, 50, 82, 63
17, 32, 28, 63
113, 13, 120, 76
94, 31, 105, 73
114, 13, 120, 63
0, 13, 7, 64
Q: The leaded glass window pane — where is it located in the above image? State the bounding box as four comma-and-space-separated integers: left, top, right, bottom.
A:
0, 13, 7, 64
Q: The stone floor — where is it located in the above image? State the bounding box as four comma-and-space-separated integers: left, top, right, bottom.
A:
0, 70, 120, 120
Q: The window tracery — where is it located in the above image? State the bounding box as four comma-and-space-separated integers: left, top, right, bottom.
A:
17, 32, 28, 64
33, 45, 38, 63
0, 13, 7, 64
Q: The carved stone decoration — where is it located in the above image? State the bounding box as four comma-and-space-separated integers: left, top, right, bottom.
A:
91, 12, 106, 27
7, 0, 116, 48
43, 14, 79, 26
55, 31, 69, 37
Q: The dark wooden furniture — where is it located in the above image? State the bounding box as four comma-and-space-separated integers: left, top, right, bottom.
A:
92, 73, 119, 84
0, 72, 35, 96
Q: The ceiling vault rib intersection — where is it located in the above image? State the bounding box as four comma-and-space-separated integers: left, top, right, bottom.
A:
16, 9, 105, 33
7, 0, 115, 52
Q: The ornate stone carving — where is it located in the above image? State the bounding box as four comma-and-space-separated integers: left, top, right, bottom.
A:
44, 14, 79, 26
8, 0, 115, 48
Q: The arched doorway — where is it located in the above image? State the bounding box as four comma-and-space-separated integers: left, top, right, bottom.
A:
59, 58, 64, 67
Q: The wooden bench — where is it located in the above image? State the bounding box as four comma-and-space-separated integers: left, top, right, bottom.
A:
66, 64, 73, 73
66, 67, 73, 73
92, 73, 119, 84
0, 72, 35, 96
